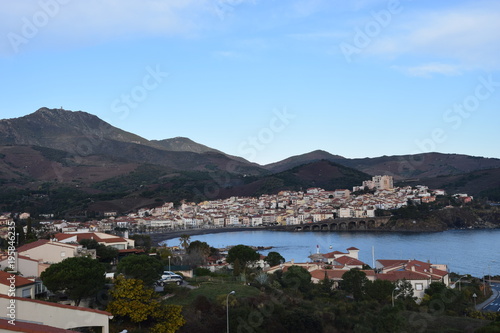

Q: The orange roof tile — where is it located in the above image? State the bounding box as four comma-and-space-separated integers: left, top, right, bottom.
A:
0, 271, 35, 287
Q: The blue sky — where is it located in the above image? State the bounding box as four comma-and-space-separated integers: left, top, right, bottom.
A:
1, 0, 499, 164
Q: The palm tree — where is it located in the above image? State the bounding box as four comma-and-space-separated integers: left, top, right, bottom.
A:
179, 234, 191, 251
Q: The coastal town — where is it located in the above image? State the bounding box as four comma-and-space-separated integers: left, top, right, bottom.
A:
0, 226, 497, 332
1, 175, 495, 332
0, 175, 474, 235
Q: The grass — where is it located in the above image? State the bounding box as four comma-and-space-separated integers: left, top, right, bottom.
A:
163, 280, 261, 306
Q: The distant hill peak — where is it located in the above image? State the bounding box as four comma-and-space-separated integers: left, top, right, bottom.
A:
263, 150, 345, 173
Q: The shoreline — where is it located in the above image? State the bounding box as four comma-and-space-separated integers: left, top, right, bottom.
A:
148, 227, 261, 245
144, 226, 500, 246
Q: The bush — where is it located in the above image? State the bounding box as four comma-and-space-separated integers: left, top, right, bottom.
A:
194, 267, 212, 277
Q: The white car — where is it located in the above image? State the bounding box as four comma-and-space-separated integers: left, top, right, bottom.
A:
158, 271, 183, 285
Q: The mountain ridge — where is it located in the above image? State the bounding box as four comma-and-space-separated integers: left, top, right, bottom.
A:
0, 107, 264, 176
1, 108, 500, 215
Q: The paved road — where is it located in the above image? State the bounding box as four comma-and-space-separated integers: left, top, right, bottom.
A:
481, 283, 500, 312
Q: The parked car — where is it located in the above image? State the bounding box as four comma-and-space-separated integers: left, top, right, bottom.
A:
157, 271, 183, 286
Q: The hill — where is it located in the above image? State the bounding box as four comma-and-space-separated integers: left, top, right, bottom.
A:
266, 151, 500, 181
263, 150, 345, 173
1, 108, 499, 216
335, 153, 500, 180
398, 167, 500, 200
215, 160, 370, 198
0, 108, 264, 176
151, 136, 252, 164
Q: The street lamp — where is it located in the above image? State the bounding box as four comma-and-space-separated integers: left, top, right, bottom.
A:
227, 291, 235, 333
392, 287, 400, 307
168, 256, 171, 272
451, 275, 467, 291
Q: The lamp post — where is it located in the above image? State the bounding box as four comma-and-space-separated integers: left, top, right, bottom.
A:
392, 287, 400, 307
168, 256, 171, 272
483, 270, 487, 296
227, 291, 235, 333
451, 275, 466, 291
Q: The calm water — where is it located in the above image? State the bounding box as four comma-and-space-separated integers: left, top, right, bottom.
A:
165, 229, 500, 276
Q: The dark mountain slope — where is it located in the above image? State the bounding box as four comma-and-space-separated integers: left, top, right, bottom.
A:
0, 108, 264, 176
263, 150, 345, 173
216, 159, 370, 198
336, 153, 500, 180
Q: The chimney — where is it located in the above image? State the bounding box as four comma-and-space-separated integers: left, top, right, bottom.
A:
411, 266, 415, 271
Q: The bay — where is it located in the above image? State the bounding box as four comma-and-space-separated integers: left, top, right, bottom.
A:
166, 229, 500, 276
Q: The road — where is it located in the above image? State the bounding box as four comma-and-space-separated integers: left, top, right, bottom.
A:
482, 283, 500, 312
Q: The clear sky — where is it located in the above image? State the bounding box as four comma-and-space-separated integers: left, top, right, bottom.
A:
1, 0, 499, 165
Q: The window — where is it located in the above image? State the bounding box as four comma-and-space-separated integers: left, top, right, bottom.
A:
60, 251, 66, 257
415, 283, 423, 291
22, 288, 31, 298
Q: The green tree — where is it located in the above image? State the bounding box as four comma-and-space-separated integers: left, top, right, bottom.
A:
318, 271, 334, 295
79, 239, 118, 263
117, 254, 163, 286
395, 279, 416, 302
281, 265, 312, 294
130, 234, 152, 251
40, 256, 105, 306
339, 268, 368, 300
186, 240, 211, 266
187, 240, 211, 257
179, 234, 191, 250
365, 279, 395, 303
107, 275, 185, 332
150, 304, 186, 333
107, 276, 157, 324
157, 247, 173, 261
225, 245, 260, 274
425, 281, 447, 297
264, 251, 285, 267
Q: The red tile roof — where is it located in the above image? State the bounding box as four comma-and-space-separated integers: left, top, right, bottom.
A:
17, 240, 77, 254
53, 234, 75, 241
0, 271, 35, 287
376, 271, 435, 282
334, 256, 365, 267
16, 239, 49, 253
406, 260, 448, 278
0, 253, 40, 263
323, 251, 347, 258
0, 319, 75, 333
72, 233, 127, 244
311, 269, 375, 281
310, 269, 347, 280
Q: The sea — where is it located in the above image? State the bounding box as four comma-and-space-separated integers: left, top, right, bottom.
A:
162, 229, 500, 276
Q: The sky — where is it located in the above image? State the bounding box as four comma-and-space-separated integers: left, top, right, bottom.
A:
1, 0, 499, 165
